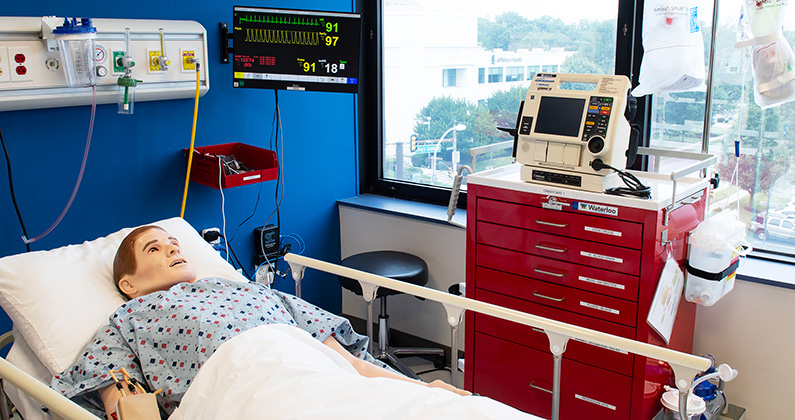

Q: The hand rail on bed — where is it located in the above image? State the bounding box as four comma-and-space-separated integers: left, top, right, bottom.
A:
0, 355, 102, 420
285, 253, 711, 420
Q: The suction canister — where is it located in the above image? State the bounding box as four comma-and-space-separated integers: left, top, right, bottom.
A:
52, 18, 97, 87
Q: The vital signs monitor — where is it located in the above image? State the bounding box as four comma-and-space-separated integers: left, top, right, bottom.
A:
514, 73, 636, 193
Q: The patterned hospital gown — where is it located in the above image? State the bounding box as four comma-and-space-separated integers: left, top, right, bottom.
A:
51, 277, 374, 415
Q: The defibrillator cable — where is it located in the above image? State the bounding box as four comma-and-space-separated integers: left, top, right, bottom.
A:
22, 85, 97, 245
591, 158, 652, 199
180, 62, 201, 218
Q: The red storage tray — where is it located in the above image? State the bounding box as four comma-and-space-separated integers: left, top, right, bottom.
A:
185, 142, 278, 189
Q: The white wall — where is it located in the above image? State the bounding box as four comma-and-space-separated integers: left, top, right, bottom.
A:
339, 206, 466, 349
340, 205, 790, 419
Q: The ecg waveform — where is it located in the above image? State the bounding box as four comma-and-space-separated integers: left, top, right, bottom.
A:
245, 29, 323, 46
238, 14, 322, 26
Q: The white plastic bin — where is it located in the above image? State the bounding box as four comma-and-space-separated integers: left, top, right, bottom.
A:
685, 210, 751, 306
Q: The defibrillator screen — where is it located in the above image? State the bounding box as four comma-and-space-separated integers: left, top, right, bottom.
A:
534, 96, 586, 138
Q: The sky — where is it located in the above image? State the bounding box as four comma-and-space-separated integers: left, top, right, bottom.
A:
469, 0, 794, 29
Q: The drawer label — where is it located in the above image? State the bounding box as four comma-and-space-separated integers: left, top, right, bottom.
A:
575, 394, 617, 411
580, 251, 623, 264
584, 225, 622, 237
573, 337, 629, 354
573, 201, 618, 217
578, 275, 626, 290
580, 301, 619, 315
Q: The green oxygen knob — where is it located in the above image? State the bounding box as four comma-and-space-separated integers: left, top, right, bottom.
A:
116, 75, 142, 88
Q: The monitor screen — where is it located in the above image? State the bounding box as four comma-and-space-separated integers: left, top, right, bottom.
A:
533, 96, 586, 138
232, 6, 361, 93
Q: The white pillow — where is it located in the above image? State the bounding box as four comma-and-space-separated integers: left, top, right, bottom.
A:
0, 217, 248, 376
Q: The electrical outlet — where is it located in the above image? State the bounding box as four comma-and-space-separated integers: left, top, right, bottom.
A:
200, 227, 221, 244
0, 47, 10, 83
255, 264, 275, 285
8, 46, 32, 83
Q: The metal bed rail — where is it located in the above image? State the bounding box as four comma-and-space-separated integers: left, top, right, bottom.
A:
286, 253, 711, 420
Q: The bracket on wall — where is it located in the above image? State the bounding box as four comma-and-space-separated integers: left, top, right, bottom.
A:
219, 22, 233, 63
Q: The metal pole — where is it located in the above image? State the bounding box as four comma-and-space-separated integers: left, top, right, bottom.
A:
701, 0, 721, 155
450, 324, 459, 387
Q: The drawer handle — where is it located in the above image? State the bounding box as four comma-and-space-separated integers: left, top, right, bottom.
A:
534, 267, 566, 278
534, 243, 568, 253
536, 219, 569, 228
529, 381, 553, 394
533, 291, 566, 302
531, 327, 545, 334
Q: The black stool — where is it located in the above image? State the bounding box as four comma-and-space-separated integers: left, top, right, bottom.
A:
339, 250, 445, 380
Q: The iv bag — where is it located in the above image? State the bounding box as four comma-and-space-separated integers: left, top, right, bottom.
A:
632, 0, 706, 97
736, 0, 795, 108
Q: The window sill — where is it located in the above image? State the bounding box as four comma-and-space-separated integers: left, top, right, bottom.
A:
337, 194, 466, 228
338, 195, 794, 289
736, 256, 795, 290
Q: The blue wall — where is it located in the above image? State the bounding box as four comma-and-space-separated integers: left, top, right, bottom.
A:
0, 0, 359, 336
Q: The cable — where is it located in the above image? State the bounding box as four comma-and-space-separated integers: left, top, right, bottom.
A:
0, 126, 30, 252
23, 85, 97, 244
218, 233, 250, 279
590, 159, 652, 199
217, 157, 229, 262
180, 62, 201, 218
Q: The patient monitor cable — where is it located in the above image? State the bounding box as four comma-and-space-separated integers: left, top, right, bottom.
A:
22, 85, 97, 245
0, 126, 31, 252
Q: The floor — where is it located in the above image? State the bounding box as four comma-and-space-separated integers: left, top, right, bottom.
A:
399, 356, 465, 389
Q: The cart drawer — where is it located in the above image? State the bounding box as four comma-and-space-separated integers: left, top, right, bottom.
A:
477, 221, 641, 276
472, 333, 632, 420
477, 197, 643, 250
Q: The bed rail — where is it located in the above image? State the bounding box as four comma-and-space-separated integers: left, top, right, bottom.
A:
285, 253, 710, 420
0, 347, 102, 420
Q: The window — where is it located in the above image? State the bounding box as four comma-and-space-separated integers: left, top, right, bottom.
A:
443, 69, 458, 87
487, 67, 504, 83
542, 64, 559, 72
646, 2, 795, 257
526, 65, 540, 80
505, 66, 524, 82
362, 0, 630, 204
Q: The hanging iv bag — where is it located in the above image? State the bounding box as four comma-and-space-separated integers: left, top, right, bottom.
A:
632, 0, 706, 97
736, 0, 795, 108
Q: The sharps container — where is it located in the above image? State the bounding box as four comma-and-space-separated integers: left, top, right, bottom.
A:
660, 388, 706, 420
684, 210, 750, 306
52, 18, 97, 87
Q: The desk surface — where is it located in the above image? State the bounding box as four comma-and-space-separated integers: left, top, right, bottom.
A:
467, 163, 709, 211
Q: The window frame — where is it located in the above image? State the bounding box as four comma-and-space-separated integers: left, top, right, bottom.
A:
359, 0, 647, 206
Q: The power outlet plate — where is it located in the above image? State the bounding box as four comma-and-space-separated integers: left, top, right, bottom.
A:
8, 46, 32, 83
0, 47, 10, 83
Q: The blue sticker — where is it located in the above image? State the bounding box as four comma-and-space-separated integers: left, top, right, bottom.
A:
690, 7, 700, 33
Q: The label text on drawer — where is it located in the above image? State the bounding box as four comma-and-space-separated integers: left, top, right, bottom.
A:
580, 301, 620, 315
578, 275, 626, 290
580, 251, 623, 264
575, 394, 617, 411
573, 201, 618, 216
573, 337, 629, 354
584, 225, 622, 237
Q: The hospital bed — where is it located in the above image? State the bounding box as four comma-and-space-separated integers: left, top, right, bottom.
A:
0, 217, 710, 420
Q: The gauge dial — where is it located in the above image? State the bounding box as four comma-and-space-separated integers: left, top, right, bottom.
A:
94, 45, 108, 63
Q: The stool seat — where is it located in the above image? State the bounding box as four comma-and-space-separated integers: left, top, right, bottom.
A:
338, 250, 444, 380
339, 251, 428, 298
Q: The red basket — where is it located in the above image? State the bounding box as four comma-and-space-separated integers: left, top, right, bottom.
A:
185, 143, 278, 189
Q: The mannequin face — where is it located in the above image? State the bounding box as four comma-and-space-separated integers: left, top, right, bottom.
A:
118, 228, 197, 298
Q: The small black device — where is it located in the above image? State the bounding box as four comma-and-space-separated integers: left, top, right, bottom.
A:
254, 224, 280, 264
229, 6, 362, 93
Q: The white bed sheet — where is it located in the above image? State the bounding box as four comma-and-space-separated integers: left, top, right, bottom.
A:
170, 324, 540, 420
